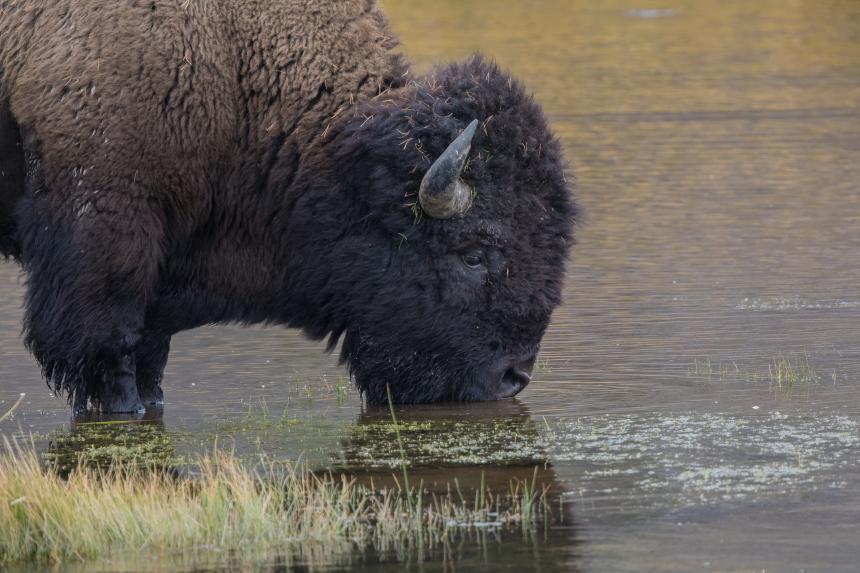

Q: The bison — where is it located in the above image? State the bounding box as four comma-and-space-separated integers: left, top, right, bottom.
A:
0, 0, 577, 415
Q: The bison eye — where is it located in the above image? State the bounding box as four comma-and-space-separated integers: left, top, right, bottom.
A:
461, 251, 485, 269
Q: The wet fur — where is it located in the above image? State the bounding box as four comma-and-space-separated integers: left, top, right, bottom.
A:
0, 0, 577, 409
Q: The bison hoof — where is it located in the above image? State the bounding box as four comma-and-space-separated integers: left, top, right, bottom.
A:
98, 392, 146, 414
101, 400, 146, 414
97, 354, 145, 414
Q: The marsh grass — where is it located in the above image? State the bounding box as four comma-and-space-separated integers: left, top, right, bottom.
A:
0, 393, 25, 423
213, 399, 303, 435
769, 353, 819, 389
386, 384, 412, 498
535, 358, 553, 373
334, 375, 350, 404
0, 434, 549, 566
688, 354, 821, 391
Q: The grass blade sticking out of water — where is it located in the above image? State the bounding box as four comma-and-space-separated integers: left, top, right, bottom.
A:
0, 435, 549, 566
386, 384, 412, 504
769, 353, 819, 389
0, 394, 25, 423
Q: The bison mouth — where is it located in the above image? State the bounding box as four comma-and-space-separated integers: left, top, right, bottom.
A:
343, 326, 542, 403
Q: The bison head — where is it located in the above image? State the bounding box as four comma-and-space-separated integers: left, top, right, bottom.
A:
296, 56, 577, 405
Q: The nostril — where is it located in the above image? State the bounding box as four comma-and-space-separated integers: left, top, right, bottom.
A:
507, 366, 532, 388
496, 365, 532, 399
490, 354, 538, 400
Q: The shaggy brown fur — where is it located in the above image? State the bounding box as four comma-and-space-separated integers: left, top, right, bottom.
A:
1, 0, 406, 410
1, 0, 405, 264
0, 0, 577, 414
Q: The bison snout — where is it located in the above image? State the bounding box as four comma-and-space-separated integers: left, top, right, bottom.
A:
493, 355, 537, 399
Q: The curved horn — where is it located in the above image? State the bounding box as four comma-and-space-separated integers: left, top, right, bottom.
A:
418, 119, 479, 219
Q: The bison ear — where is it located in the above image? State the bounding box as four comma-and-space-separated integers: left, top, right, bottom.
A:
418, 119, 478, 219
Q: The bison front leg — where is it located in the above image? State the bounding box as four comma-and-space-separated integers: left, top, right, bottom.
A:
36, 298, 147, 416
18, 182, 163, 415
136, 334, 170, 406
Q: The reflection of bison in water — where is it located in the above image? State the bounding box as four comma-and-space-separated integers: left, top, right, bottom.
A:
0, 1, 576, 414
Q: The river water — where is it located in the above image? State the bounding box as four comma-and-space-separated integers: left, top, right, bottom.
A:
2, 0, 860, 571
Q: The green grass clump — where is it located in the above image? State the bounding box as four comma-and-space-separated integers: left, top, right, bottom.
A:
769, 354, 819, 389
0, 435, 548, 566
688, 354, 822, 391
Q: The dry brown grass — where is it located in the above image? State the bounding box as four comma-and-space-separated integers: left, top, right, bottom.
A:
0, 435, 547, 566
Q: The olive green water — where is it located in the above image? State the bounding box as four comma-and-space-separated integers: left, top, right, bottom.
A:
2, 0, 860, 571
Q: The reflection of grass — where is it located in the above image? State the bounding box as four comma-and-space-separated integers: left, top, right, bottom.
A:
688, 358, 741, 378
0, 437, 549, 566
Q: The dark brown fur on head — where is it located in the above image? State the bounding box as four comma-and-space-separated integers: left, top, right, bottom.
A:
0, 0, 576, 411
297, 55, 577, 403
